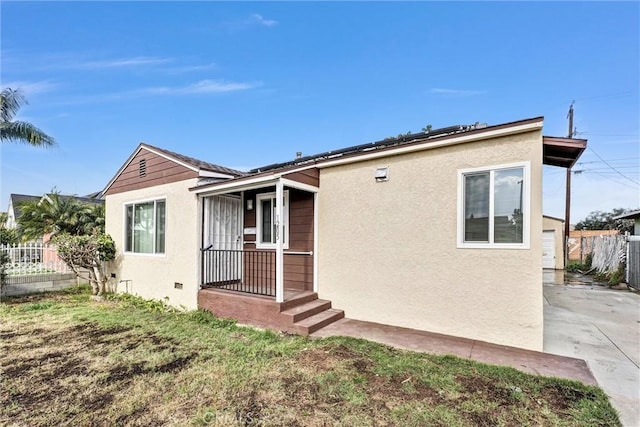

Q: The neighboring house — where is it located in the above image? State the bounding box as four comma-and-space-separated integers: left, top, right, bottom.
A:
4, 192, 104, 242
5, 194, 41, 230
542, 215, 565, 270
104, 117, 586, 351
613, 209, 640, 289
613, 209, 640, 236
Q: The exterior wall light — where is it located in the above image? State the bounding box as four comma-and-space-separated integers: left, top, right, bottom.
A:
246, 199, 253, 210
375, 167, 389, 182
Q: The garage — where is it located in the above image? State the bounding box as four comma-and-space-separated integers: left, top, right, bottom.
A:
543, 230, 556, 269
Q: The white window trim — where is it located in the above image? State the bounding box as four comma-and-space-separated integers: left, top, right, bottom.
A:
256, 190, 289, 250
457, 161, 531, 249
123, 196, 167, 256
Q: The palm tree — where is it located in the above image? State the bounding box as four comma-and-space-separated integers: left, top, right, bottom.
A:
0, 88, 55, 146
17, 193, 94, 241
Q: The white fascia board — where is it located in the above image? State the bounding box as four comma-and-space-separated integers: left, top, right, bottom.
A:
198, 170, 236, 179
191, 164, 319, 196
279, 178, 319, 193
193, 176, 279, 197
316, 121, 543, 170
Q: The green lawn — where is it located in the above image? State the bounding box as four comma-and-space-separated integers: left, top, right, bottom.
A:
0, 287, 620, 426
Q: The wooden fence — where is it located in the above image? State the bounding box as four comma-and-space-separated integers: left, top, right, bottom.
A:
590, 234, 626, 274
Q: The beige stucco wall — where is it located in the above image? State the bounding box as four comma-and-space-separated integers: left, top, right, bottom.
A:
543, 216, 565, 270
318, 130, 544, 351
105, 179, 200, 309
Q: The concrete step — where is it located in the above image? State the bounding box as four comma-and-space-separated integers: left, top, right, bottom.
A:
293, 308, 345, 336
279, 291, 317, 311
281, 299, 332, 323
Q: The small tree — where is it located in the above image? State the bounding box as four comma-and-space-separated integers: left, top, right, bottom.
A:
54, 233, 115, 295
574, 208, 634, 234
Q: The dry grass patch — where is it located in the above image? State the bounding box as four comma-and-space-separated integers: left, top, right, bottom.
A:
0, 288, 621, 426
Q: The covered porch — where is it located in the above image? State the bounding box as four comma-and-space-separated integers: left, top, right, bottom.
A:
195, 168, 319, 303
191, 167, 343, 334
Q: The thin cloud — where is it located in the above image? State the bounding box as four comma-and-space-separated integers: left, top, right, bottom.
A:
165, 62, 218, 74
429, 88, 487, 96
141, 80, 261, 95
44, 79, 262, 107
76, 56, 173, 69
249, 14, 278, 27
1, 80, 58, 95
223, 13, 278, 31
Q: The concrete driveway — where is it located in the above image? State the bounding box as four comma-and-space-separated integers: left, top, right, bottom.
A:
544, 272, 640, 426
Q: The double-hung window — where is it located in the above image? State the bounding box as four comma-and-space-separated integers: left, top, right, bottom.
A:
125, 199, 166, 254
256, 191, 289, 249
458, 162, 529, 248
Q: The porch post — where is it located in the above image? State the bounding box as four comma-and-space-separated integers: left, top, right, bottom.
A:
275, 179, 284, 303
313, 192, 319, 293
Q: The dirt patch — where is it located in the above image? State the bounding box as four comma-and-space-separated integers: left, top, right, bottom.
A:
1, 319, 195, 425
457, 375, 519, 407
541, 383, 598, 411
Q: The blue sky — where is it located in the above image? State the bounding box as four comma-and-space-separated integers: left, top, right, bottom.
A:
1, 2, 638, 222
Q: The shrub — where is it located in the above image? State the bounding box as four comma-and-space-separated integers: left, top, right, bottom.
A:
584, 253, 593, 269
608, 266, 626, 286
566, 262, 587, 273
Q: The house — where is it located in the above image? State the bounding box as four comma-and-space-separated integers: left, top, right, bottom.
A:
613, 209, 640, 235
612, 210, 640, 289
542, 215, 564, 269
4, 192, 104, 243
104, 117, 586, 351
5, 194, 40, 230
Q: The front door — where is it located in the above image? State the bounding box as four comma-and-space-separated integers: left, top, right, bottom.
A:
203, 195, 242, 282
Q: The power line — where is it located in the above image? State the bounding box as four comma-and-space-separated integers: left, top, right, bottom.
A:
577, 157, 639, 165
587, 146, 640, 186
575, 132, 639, 137
574, 166, 639, 172
590, 171, 640, 190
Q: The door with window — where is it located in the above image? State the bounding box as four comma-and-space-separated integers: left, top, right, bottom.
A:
203, 195, 242, 282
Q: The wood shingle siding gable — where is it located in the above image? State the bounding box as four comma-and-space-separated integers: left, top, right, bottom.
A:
104, 148, 198, 195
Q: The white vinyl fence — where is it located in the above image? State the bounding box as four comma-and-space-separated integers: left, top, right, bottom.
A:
1, 243, 78, 296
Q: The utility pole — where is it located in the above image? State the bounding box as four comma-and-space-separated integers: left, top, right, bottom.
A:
564, 102, 574, 264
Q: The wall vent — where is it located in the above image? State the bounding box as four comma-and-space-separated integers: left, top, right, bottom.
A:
139, 159, 147, 177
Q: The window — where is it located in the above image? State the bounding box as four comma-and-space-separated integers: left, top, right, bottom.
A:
458, 162, 529, 248
125, 199, 166, 254
256, 191, 289, 249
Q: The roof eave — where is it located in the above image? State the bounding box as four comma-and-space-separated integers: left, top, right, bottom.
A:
542, 136, 587, 169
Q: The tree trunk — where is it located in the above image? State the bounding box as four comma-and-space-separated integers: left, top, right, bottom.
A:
87, 269, 99, 295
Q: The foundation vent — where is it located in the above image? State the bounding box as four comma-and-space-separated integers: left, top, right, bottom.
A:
139, 159, 147, 177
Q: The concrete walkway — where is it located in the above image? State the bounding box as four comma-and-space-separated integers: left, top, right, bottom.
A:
543, 277, 640, 426
312, 318, 595, 384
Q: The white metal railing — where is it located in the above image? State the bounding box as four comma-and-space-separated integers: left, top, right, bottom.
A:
1, 243, 72, 276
